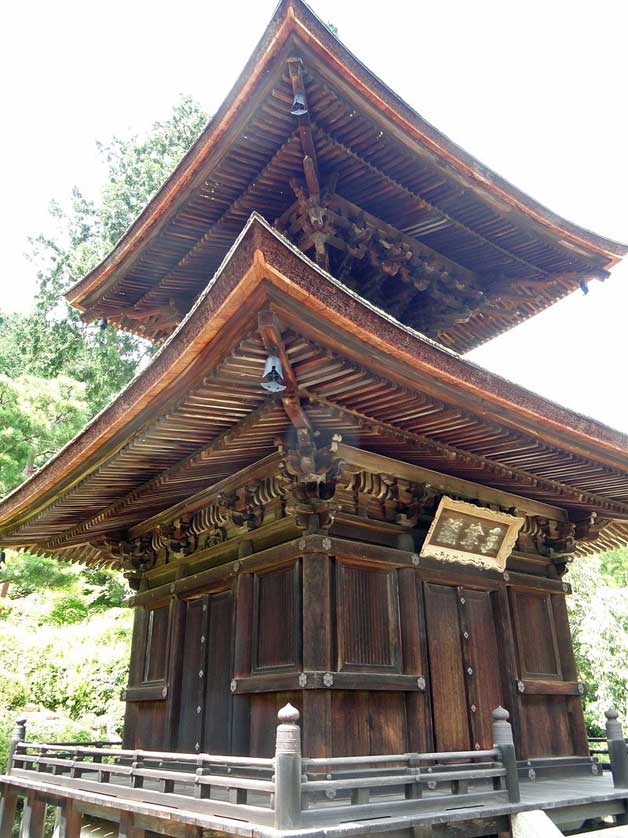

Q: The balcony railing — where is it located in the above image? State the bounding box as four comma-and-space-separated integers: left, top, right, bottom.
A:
1, 705, 627, 837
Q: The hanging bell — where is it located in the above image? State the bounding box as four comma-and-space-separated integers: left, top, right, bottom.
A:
290, 93, 308, 117
261, 353, 287, 392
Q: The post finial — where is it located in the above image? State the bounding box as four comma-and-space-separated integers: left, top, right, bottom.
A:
492, 705, 514, 747
278, 703, 300, 724
606, 707, 625, 743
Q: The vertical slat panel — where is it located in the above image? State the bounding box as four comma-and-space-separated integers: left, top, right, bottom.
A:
233, 573, 253, 756
177, 599, 206, 752
424, 582, 470, 752
204, 591, 235, 753
464, 589, 504, 750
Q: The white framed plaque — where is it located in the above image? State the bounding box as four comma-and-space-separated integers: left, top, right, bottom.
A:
420, 496, 525, 572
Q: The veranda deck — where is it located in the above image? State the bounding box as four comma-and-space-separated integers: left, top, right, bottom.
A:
2, 707, 628, 838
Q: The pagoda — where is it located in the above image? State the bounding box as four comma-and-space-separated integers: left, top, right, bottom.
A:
2, 2, 628, 836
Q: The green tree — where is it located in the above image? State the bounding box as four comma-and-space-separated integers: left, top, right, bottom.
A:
0, 553, 77, 599
0, 374, 90, 495
2, 96, 208, 414
568, 552, 628, 733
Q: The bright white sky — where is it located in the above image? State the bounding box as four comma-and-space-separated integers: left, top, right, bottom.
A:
1, 0, 627, 432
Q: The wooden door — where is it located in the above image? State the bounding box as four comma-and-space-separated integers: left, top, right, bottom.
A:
177, 591, 234, 753
424, 583, 504, 752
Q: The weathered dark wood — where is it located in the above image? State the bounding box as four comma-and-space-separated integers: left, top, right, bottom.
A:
252, 563, 300, 672
204, 590, 235, 753
0, 791, 18, 838
119, 811, 146, 838
232, 572, 253, 756
55, 799, 82, 838
398, 568, 422, 674
164, 594, 186, 749
552, 593, 589, 755
336, 561, 400, 672
424, 583, 470, 752
19, 793, 46, 838
302, 554, 332, 672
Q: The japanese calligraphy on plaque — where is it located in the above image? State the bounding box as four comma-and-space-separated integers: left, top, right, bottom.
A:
420, 497, 525, 571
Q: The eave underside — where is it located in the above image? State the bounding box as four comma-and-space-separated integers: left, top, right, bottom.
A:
67, 2, 625, 351
4, 222, 628, 565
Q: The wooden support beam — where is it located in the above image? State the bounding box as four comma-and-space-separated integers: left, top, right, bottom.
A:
287, 57, 320, 182
20, 794, 46, 838
54, 800, 82, 838
258, 309, 312, 431
0, 791, 18, 838
119, 811, 146, 838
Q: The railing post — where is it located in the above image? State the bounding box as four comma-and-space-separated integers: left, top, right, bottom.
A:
605, 708, 628, 789
492, 706, 520, 803
274, 703, 302, 830
6, 717, 26, 774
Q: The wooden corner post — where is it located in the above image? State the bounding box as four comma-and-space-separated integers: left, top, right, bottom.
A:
6, 717, 26, 774
0, 719, 26, 838
492, 707, 520, 803
274, 704, 302, 830
606, 709, 628, 789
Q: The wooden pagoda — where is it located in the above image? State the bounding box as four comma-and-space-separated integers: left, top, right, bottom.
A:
2, 1, 628, 835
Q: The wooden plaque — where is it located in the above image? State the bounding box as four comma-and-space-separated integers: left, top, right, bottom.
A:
420, 497, 524, 572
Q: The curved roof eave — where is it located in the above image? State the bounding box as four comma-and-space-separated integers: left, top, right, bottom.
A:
65, 0, 628, 314
4, 212, 628, 543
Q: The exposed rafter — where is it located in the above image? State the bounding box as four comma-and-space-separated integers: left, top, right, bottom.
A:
305, 391, 628, 520
42, 398, 281, 550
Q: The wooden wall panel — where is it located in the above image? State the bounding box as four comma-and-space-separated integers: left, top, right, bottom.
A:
511, 590, 562, 679
249, 691, 301, 757
520, 695, 574, 758
177, 599, 205, 752
127, 608, 148, 689
337, 562, 400, 671
330, 691, 407, 756
204, 591, 234, 754
464, 590, 504, 749
254, 565, 299, 671
423, 583, 470, 752
144, 606, 170, 682
552, 594, 589, 755
368, 692, 407, 754
130, 701, 166, 751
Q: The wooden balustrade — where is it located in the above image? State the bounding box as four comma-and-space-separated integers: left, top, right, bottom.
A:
4, 703, 616, 837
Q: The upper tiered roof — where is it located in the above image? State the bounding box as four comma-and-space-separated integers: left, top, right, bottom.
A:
65, 0, 626, 353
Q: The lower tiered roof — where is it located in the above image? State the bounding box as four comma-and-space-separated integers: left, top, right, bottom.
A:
1, 215, 628, 564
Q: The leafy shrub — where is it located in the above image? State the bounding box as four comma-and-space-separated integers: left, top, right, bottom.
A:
568, 551, 628, 734
81, 566, 128, 609
1, 553, 77, 598
48, 594, 90, 625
